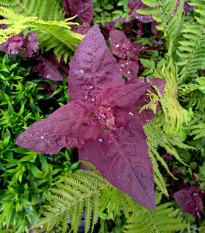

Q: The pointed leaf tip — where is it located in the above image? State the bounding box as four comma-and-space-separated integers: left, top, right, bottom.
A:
68, 24, 124, 103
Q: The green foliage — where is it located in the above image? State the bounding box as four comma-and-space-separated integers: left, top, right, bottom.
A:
32, 171, 109, 233
144, 116, 194, 195
189, 112, 205, 139
122, 192, 188, 233
153, 64, 188, 132
32, 171, 187, 233
137, 0, 185, 56
0, 3, 84, 62
93, 0, 130, 26
0, 0, 65, 21
0, 53, 80, 232
177, 1, 205, 83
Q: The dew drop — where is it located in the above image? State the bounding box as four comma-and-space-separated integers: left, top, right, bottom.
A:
85, 96, 88, 99
129, 112, 134, 116
79, 69, 84, 73
41, 136, 44, 139
121, 64, 124, 67
115, 44, 119, 48
126, 62, 129, 65
127, 71, 131, 74
91, 98, 95, 101
89, 85, 94, 89
99, 138, 103, 142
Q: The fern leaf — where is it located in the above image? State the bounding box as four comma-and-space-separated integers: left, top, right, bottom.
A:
153, 64, 187, 132
0, 0, 65, 21
31, 171, 109, 233
121, 192, 188, 233
144, 117, 194, 194
137, 0, 185, 56
177, 1, 205, 83
0, 6, 84, 62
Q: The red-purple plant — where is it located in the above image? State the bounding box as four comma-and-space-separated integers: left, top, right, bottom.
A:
108, 29, 156, 80
174, 186, 203, 218
16, 24, 166, 210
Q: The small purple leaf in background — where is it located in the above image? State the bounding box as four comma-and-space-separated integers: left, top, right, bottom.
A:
73, 23, 90, 35
17, 24, 166, 210
109, 29, 132, 59
22, 32, 39, 57
0, 33, 24, 55
174, 186, 203, 218
63, 0, 94, 23
0, 32, 39, 57
128, 0, 154, 23
33, 56, 64, 81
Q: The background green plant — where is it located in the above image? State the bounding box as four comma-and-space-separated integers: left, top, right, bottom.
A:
0, 53, 80, 232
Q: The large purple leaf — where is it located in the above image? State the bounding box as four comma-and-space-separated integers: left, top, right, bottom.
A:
33, 56, 64, 81
79, 119, 155, 210
63, 0, 94, 23
16, 100, 102, 155
68, 24, 124, 103
96, 82, 151, 109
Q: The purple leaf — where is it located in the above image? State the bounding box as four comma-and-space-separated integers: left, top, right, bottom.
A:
96, 82, 151, 109
118, 57, 139, 80
0, 33, 24, 55
73, 23, 90, 35
68, 24, 124, 104
22, 32, 39, 57
17, 24, 166, 210
128, 0, 154, 23
63, 0, 94, 23
109, 29, 132, 59
16, 100, 102, 154
174, 187, 203, 218
33, 56, 64, 81
79, 119, 155, 210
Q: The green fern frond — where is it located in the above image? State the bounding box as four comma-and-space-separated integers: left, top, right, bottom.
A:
0, 0, 65, 21
137, 0, 185, 56
180, 90, 205, 112
178, 77, 205, 96
32, 171, 109, 233
189, 112, 205, 139
0, 6, 84, 62
120, 192, 188, 233
144, 117, 194, 195
153, 64, 187, 132
177, 0, 205, 83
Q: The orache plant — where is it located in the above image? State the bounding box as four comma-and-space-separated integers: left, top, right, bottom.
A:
16, 24, 166, 210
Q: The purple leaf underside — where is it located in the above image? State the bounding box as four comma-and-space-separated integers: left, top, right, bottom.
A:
79, 119, 155, 210
68, 24, 124, 103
